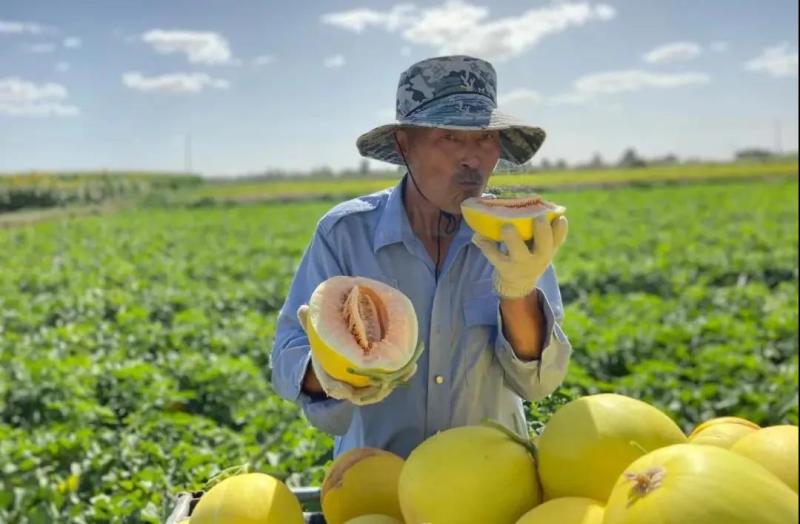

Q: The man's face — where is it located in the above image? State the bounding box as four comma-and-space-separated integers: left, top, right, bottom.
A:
395, 127, 502, 214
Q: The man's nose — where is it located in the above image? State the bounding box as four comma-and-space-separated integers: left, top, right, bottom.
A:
460, 153, 481, 170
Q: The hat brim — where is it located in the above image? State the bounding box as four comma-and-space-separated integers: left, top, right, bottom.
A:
356, 94, 545, 166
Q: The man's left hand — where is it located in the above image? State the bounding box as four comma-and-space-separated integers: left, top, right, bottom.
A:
472, 216, 568, 298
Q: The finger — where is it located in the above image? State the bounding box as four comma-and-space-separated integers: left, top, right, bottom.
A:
552, 216, 568, 253
533, 215, 554, 257
472, 233, 509, 267
500, 224, 529, 260
296, 304, 310, 331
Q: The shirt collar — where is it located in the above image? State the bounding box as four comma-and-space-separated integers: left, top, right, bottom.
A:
373, 175, 413, 253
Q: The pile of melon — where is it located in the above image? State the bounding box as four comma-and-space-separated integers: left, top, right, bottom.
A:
184, 393, 798, 523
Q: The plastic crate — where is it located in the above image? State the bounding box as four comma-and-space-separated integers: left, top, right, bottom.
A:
164, 487, 326, 523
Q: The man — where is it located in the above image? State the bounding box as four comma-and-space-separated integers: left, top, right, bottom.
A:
271, 55, 571, 459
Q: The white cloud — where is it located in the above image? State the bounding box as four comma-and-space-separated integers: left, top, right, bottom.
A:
252, 54, 274, 66
24, 43, 57, 54
400, 46, 412, 56
0, 77, 79, 117
63, 36, 82, 49
324, 54, 346, 68
709, 41, 728, 53
744, 44, 798, 78
55, 61, 70, 72
499, 88, 542, 106
122, 72, 230, 93
548, 69, 710, 105
574, 70, 710, 95
321, 1, 616, 62
643, 42, 702, 64
141, 30, 233, 64
0, 19, 46, 35
321, 5, 416, 33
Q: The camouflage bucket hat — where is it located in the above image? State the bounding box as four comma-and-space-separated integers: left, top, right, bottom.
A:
357, 55, 545, 166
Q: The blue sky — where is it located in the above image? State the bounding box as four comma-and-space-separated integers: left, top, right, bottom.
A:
1, 0, 797, 176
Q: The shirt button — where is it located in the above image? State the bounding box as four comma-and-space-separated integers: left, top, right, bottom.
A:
434, 375, 445, 385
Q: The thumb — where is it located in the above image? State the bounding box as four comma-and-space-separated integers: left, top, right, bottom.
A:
552, 216, 568, 253
297, 304, 310, 332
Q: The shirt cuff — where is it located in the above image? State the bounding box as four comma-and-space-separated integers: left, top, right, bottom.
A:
295, 351, 354, 435
494, 287, 572, 400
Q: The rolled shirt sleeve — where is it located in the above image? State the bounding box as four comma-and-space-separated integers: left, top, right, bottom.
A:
270, 227, 354, 435
493, 267, 573, 402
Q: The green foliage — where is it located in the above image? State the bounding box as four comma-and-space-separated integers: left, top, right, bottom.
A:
0, 173, 203, 213
0, 177, 796, 521
178, 160, 798, 205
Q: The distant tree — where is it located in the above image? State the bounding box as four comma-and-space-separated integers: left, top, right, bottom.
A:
359, 159, 370, 176
588, 152, 605, 169
540, 158, 552, 170
650, 153, 679, 165
555, 159, 568, 170
310, 166, 334, 178
735, 148, 775, 162
618, 148, 646, 168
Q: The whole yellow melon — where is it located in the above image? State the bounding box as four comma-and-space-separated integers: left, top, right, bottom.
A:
398, 423, 540, 524
515, 497, 604, 524
731, 425, 798, 493
189, 472, 303, 524
321, 448, 405, 524
537, 394, 687, 502
603, 444, 798, 523
688, 416, 759, 449
343, 516, 403, 524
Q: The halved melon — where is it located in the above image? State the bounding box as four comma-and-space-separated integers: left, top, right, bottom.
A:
302, 276, 420, 388
461, 195, 566, 242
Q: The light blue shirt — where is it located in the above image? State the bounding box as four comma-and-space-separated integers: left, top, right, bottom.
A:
270, 176, 572, 459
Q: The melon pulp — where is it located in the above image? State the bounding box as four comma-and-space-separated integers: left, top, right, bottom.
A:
461, 195, 566, 242
515, 497, 604, 524
602, 444, 799, 524
537, 394, 687, 502
301, 275, 421, 387
321, 448, 405, 524
398, 422, 541, 524
730, 425, 798, 493
189, 472, 304, 524
687, 416, 760, 449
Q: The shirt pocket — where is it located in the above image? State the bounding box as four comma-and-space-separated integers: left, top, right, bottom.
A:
463, 278, 499, 327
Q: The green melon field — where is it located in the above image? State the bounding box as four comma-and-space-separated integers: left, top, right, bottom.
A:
0, 166, 797, 522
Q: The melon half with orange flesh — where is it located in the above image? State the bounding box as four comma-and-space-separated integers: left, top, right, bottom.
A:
461, 195, 566, 242
301, 276, 422, 388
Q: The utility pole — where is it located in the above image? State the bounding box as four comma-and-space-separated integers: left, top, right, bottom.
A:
184, 134, 192, 174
